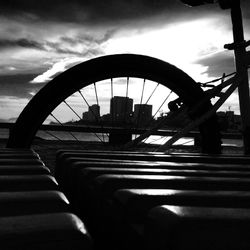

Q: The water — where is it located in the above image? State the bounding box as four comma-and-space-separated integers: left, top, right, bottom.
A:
36, 130, 110, 142
0, 128, 243, 148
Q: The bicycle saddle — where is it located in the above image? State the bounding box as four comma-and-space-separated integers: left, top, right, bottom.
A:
180, 0, 237, 9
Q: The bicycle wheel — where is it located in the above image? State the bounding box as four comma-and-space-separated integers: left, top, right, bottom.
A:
7, 54, 221, 153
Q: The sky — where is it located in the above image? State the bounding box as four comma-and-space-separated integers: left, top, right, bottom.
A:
0, 0, 250, 122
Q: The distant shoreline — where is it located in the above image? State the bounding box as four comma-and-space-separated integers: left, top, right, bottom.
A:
0, 137, 244, 153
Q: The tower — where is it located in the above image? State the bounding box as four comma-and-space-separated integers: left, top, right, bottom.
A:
110, 96, 133, 123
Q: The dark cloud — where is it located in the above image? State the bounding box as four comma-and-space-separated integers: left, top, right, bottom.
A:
45, 40, 103, 57
51, 46, 102, 57
0, 38, 44, 50
0, 0, 224, 25
0, 35, 106, 57
47, 33, 114, 56
197, 51, 235, 78
0, 74, 45, 99
0, 0, 177, 20
0, 1, 249, 29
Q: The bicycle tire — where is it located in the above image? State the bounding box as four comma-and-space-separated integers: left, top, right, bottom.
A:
7, 54, 221, 153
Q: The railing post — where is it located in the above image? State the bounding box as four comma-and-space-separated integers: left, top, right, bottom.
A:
230, 2, 250, 154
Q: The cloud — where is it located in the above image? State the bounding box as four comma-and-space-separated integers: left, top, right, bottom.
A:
0, 0, 178, 22
0, 0, 227, 26
0, 74, 45, 98
0, 35, 105, 56
28, 32, 113, 83
196, 51, 235, 78
0, 27, 112, 81
45, 34, 107, 56
31, 58, 83, 83
0, 38, 44, 50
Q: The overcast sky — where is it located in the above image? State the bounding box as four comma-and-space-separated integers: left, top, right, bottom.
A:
0, 0, 249, 121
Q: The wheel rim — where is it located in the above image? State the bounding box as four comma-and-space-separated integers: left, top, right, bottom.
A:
7, 54, 221, 153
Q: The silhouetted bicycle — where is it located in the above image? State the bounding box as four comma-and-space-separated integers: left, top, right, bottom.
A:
7, 0, 250, 154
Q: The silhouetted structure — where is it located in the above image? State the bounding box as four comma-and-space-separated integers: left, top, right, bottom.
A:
82, 104, 100, 122
217, 110, 242, 132
101, 113, 111, 123
110, 96, 133, 124
133, 104, 152, 126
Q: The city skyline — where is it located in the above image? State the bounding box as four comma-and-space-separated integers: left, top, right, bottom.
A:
81, 95, 153, 125
58, 93, 243, 133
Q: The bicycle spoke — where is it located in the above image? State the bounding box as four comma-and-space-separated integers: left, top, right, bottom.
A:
126, 77, 129, 98
132, 81, 159, 144
145, 83, 159, 104
41, 128, 99, 150
78, 89, 105, 143
152, 90, 173, 121
78, 90, 97, 120
63, 100, 82, 120
140, 79, 146, 104
93, 82, 105, 142
123, 77, 129, 125
142, 90, 173, 132
135, 79, 146, 128
64, 97, 106, 143
110, 78, 114, 126
49, 113, 82, 144
43, 130, 63, 141
93, 83, 99, 107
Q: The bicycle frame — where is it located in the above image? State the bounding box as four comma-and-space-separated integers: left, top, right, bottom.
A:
159, 74, 241, 151
160, 1, 250, 153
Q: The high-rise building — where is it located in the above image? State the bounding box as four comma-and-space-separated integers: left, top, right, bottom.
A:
110, 96, 133, 123
133, 104, 152, 126
88, 104, 100, 121
82, 104, 100, 122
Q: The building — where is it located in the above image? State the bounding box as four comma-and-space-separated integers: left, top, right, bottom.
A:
133, 104, 152, 126
110, 96, 133, 123
217, 110, 242, 132
101, 113, 111, 123
82, 104, 100, 123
